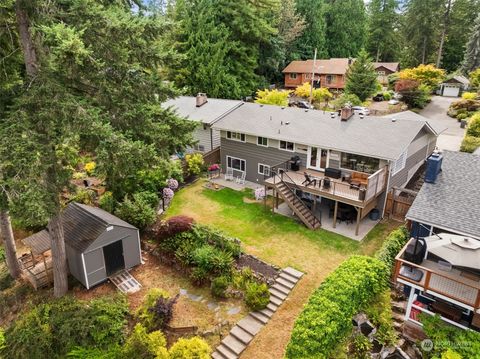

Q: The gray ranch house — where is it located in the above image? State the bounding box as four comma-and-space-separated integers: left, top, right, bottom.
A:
164, 94, 242, 153
394, 151, 480, 333
212, 103, 441, 235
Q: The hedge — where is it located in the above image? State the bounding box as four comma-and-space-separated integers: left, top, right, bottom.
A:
375, 226, 409, 274
285, 256, 388, 358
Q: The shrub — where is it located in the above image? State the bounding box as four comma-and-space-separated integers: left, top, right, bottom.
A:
166, 178, 179, 190
375, 226, 409, 274
168, 337, 211, 359
350, 333, 372, 359
456, 112, 469, 120
232, 267, 255, 291
211, 276, 230, 298
0, 270, 13, 291
285, 256, 388, 359
156, 215, 194, 240
189, 266, 209, 284
84, 161, 96, 176
333, 93, 362, 108
99, 191, 115, 213
122, 324, 167, 359
135, 191, 159, 209
0, 328, 5, 351
193, 245, 234, 276
162, 187, 175, 204
70, 188, 96, 205
244, 282, 270, 311
136, 288, 169, 330
398, 64, 445, 91
382, 92, 392, 100
255, 88, 291, 106
148, 294, 179, 330
462, 92, 478, 100
2, 295, 128, 359
460, 135, 480, 153
115, 193, 157, 230
185, 153, 204, 176
466, 112, 480, 137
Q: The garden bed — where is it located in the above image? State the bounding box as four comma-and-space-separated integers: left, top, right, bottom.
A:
235, 253, 280, 285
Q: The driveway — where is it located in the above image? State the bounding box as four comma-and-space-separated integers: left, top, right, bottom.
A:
420, 96, 465, 151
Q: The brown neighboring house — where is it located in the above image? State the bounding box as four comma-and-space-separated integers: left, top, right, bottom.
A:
373, 62, 400, 85
282, 58, 351, 90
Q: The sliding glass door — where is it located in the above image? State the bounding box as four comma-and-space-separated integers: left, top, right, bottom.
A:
307, 147, 328, 171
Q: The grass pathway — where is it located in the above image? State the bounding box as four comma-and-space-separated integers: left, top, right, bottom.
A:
167, 180, 399, 358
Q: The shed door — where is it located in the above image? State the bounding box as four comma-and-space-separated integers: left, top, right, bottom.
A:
443, 85, 459, 97
103, 240, 125, 276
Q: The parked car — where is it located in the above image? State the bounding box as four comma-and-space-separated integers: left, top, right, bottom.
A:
352, 106, 370, 116
297, 100, 313, 109
388, 99, 400, 105
372, 94, 384, 102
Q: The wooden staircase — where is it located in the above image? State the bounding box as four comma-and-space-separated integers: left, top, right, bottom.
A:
273, 180, 321, 230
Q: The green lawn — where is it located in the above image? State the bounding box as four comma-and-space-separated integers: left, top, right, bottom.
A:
166, 180, 399, 358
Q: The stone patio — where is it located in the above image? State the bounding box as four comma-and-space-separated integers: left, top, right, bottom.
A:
208, 174, 261, 191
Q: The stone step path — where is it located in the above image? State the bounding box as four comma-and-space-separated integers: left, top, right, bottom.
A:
212, 267, 304, 359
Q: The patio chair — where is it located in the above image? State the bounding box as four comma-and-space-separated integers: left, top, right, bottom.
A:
235, 172, 246, 185
225, 168, 234, 181
302, 172, 317, 187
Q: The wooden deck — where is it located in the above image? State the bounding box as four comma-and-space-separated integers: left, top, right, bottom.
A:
394, 239, 480, 310
264, 166, 387, 208
19, 252, 54, 290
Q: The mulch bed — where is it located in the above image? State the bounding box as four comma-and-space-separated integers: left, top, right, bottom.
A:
235, 254, 280, 283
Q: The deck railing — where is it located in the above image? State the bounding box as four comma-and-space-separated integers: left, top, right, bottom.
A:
365, 167, 388, 201
394, 238, 480, 310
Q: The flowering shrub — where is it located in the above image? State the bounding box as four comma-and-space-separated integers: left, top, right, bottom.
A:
208, 163, 220, 171
185, 153, 204, 176
166, 178, 179, 190
162, 188, 174, 203
84, 161, 96, 176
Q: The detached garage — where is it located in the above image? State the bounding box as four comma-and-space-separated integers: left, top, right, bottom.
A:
439, 75, 470, 97
62, 202, 141, 289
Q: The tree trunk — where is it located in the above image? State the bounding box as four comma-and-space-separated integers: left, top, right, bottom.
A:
436, 0, 452, 68
48, 214, 69, 297
376, 46, 381, 62
15, 0, 38, 77
0, 210, 22, 279
421, 36, 427, 64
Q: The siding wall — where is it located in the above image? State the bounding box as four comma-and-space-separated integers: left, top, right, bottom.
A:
66, 244, 86, 287
389, 129, 436, 188
192, 124, 212, 152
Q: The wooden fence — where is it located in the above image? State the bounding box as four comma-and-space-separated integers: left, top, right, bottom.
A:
385, 186, 418, 221
202, 147, 220, 167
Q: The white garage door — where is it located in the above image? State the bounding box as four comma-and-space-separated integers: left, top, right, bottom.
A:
443, 85, 460, 97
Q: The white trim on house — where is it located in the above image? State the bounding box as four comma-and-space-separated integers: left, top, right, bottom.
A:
279, 140, 295, 152
81, 253, 89, 289
258, 163, 271, 176
307, 146, 329, 171
289, 73, 297, 79
257, 136, 269, 147
226, 155, 246, 173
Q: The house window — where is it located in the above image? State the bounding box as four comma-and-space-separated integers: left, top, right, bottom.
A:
258, 163, 271, 176
227, 156, 246, 172
279, 140, 295, 152
257, 137, 268, 147
340, 153, 380, 174
326, 75, 336, 84
377, 70, 386, 76
226, 131, 245, 142
289, 73, 297, 79
391, 150, 407, 175
305, 73, 312, 79
193, 144, 205, 152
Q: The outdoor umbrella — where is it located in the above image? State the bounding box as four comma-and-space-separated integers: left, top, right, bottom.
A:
424, 233, 480, 270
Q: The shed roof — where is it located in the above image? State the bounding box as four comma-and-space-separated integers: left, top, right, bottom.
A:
444, 75, 470, 85
373, 62, 400, 73
213, 103, 438, 161
22, 203, 137, 254
163, 96, 243, 125
22, 230, 51, 255
282, 58, 350, 75
406, 151, 480, 240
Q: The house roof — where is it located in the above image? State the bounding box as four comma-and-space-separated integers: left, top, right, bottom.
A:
406, 151, 480, 240
163, 96, 243, 125
212, 103, 438, 161
443, 75, 470, 85
382, 111, 447, 136
23, 203, 137, 254
282, 58, 350, 75
373, 62, 400, 73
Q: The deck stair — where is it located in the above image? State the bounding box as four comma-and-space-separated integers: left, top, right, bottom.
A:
212, 267, 304, 359
109, 270, 142, 294
273, 180, 321, 230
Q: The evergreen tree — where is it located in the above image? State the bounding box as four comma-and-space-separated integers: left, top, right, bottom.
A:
461, 12, 480, 74
292, 0, 327, 60
366, 0, 399, 62
442, 0, 480, 72
172, 0, 277, 98
325, 0, 367, 58
345, 49, 378, 101
1, 0, 194, 296
400, 0, 443, 66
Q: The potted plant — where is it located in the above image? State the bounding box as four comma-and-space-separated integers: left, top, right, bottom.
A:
207, 163, 221, 179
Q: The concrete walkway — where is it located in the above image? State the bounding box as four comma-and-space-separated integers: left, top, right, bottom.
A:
212, 267, 304, 359
420, 96, 465, 151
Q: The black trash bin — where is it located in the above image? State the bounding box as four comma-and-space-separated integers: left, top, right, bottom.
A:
290, 156, 301, 171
